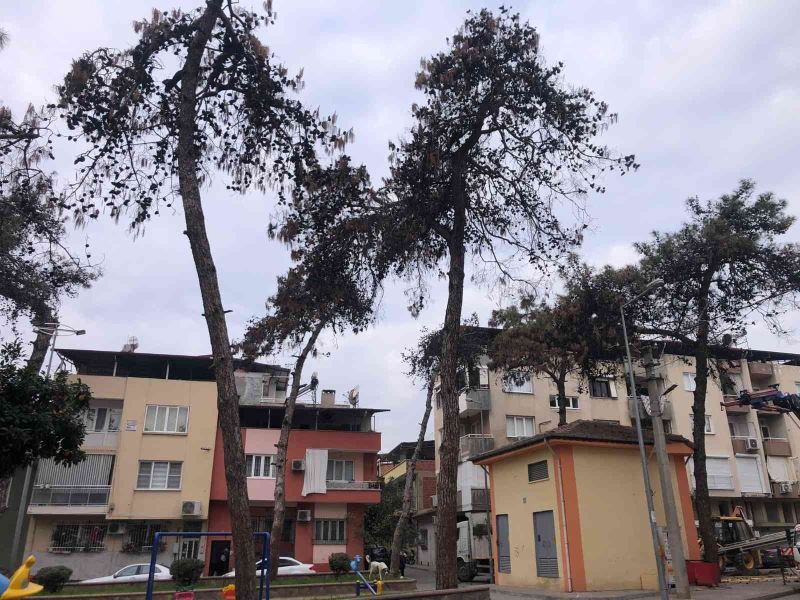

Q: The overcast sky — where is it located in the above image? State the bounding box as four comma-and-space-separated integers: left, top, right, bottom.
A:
2, 1, 800, 451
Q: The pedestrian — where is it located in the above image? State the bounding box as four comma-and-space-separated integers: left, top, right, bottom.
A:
399, 551, 406, 578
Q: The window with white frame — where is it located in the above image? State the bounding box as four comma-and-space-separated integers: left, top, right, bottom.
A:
549, 395, 579, 410
246, 454, 276, 478
590, 378, 617, 398
705, 457, 734, 490
144, 405, 189, 434
136, 461, 182, 490
275, 375, 288, 392
503, 374, 533, 394
683, 373, 697, 392
327, 459, 354, 482
506, 416, 534, 438
85, 407, 122, 432
314, 518, 346, 543
689, 415, 713, 434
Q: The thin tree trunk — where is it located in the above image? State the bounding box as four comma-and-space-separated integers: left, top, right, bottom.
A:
176, 3, 256, 598
555, 375, 568, 427
389, 376, 435, 577
27, 305, 54, 373
692, 332, 717, 564
435, 183, 466, 590
269, 322, 324, 579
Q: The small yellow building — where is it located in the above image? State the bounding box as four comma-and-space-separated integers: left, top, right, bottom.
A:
473, 420, 700, 593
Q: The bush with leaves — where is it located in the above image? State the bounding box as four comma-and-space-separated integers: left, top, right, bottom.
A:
328, 553, 350, 579
170, 558, 204, 590
33, 566, 72, 592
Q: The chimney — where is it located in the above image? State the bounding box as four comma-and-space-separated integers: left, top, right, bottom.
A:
321, 389, 336, 407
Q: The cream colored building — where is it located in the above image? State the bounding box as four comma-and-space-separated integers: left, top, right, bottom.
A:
433, 337, 800, 552
23, 348, 287, 579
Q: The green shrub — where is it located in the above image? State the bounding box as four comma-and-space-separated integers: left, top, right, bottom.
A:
33, 566, 73, 592
328, 553, 350, 578
170, 558, 204, 589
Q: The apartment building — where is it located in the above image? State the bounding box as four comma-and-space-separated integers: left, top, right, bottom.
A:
433, 335, 800, 551
22, 348, 288, 580
206, 389, 384, 574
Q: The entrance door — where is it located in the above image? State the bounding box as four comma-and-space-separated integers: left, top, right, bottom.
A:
533, 510, 558, 578
496, 514, 511, 573
209, 540, 231, 576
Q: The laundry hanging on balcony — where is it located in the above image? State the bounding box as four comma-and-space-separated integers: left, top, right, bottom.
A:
302, 448, 328, 496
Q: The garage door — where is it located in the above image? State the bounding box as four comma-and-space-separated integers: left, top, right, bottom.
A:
736, 455, 767, 493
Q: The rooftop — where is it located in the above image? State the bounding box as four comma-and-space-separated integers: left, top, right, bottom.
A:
472, 420, 692, 463
381, 440, 436, 462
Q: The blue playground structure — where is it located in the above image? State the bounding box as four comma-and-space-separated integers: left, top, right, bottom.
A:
350, 555, 378, 596
144, 531, 271, 600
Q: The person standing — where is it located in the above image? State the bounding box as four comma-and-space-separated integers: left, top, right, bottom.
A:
399, 551, 406, 578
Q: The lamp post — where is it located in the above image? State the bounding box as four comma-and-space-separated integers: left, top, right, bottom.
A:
620, 279, 671, 600
9, 322, 86, 566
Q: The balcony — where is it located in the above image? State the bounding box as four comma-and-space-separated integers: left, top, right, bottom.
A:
326, 480, 380, 490
458, 387, 490, 418
770, 481, 800, 498
459, 434, 494, 460
748, 362, 774, 377
730, 436, 758, 454
724, 397, 750, 415
28, 485, 111, 515
763, 438, 792, 457
83, 430, 119, 449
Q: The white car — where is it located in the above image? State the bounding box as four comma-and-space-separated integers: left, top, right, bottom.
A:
80, 563, 172, 584
224, 557, 315, 577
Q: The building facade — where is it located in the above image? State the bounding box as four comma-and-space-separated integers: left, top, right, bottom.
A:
433, 338, 800, 558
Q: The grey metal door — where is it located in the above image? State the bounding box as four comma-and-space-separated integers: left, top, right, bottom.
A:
496, 514, 511, 573
533, 510, 558, 578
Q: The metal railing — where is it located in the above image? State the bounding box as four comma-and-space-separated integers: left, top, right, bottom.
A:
326, 480, 380, 490
458, 387, 491, 415
31, 485, 111, 507
48, 521, 107, 553
459, 434, 494, 460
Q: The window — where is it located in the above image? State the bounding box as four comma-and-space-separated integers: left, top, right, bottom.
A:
702, 457, 734, 490
503, 375, 533, 394
327, 459, 354, 482
261, 380, 271, 398
246, 455, 276, 478
275, 376, 288, 392
144, 405, 189, 434
0, 477, 11, 510
49, 521, 107, 552
765, 503, 780, 523
252, 517, 293, 542
761, 425, 771, 439
314, 519, 345, 543
683, 373, 697, 392
590, 378, 617, 398
85, 407, 122, 432
125, 521, 168, 552
527, 460, 548, 482
783, 504, 794, 524
136, 461, 182, 490
549, 395, 579, 410
506, 416, 534, 439
418, 528, 429, 549
689, 415, 713, 434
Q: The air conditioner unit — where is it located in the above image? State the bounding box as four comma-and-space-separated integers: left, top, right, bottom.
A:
746, 438, 759, 451
780, 482, 792, 494
291, 459, 305, 471
181, 501, 202, 519
296, 510, 312, 522
107, 522, 126, 535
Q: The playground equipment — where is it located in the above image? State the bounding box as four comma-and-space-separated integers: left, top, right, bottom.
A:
0, 556, 43, 599
144, 531, 271, 600
350, 555, 383, 596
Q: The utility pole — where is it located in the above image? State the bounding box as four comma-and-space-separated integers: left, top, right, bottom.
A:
643, 347, 691, 599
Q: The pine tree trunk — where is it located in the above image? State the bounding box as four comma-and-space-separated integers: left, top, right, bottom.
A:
555, 375, 568, 427
269, 323, 324, 579
692, 333, 717, 564
176, 3, 256, 598
389, 376, 434, 577
435, 186, 467, 590
27, 305, 54, 373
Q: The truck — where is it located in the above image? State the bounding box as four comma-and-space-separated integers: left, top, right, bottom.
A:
457, 513, 492, 582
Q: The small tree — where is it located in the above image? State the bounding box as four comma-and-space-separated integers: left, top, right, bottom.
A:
328, 553, 350, 579
170, 558, 204, 590
378, 10, 636, 587
0, 341, 90, 478
630, 180, 800, 563
56, 5, 348, 595
32, 566, 72, 593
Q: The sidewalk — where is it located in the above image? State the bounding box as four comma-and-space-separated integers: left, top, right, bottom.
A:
490, 581, 800, 600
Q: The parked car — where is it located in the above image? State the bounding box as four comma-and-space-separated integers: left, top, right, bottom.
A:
223, 557, 315, 577
80, 564, 171, 584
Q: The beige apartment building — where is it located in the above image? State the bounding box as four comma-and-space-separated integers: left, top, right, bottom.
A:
434, 336, 800, 545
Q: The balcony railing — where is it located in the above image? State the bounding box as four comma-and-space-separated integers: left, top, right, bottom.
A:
748, 362, 774, 377
458, 387, 490, 417
459, 434, 494, 460
30, 485, 111, 507
325, 480, 380, 490
763, 437, 792, 457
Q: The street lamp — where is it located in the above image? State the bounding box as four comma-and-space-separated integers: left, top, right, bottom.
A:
620, 280, 671, 600
33, 322, 86, 376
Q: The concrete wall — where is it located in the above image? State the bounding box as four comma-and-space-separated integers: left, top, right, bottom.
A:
0, 468, 32, 572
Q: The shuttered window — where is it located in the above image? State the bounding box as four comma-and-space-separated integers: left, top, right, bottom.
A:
528, 460, 549, 483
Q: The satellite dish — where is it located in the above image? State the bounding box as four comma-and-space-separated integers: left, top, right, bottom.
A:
347, 386, 360, 408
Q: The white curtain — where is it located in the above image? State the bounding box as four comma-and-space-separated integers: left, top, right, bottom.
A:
302, 448, 328, 496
